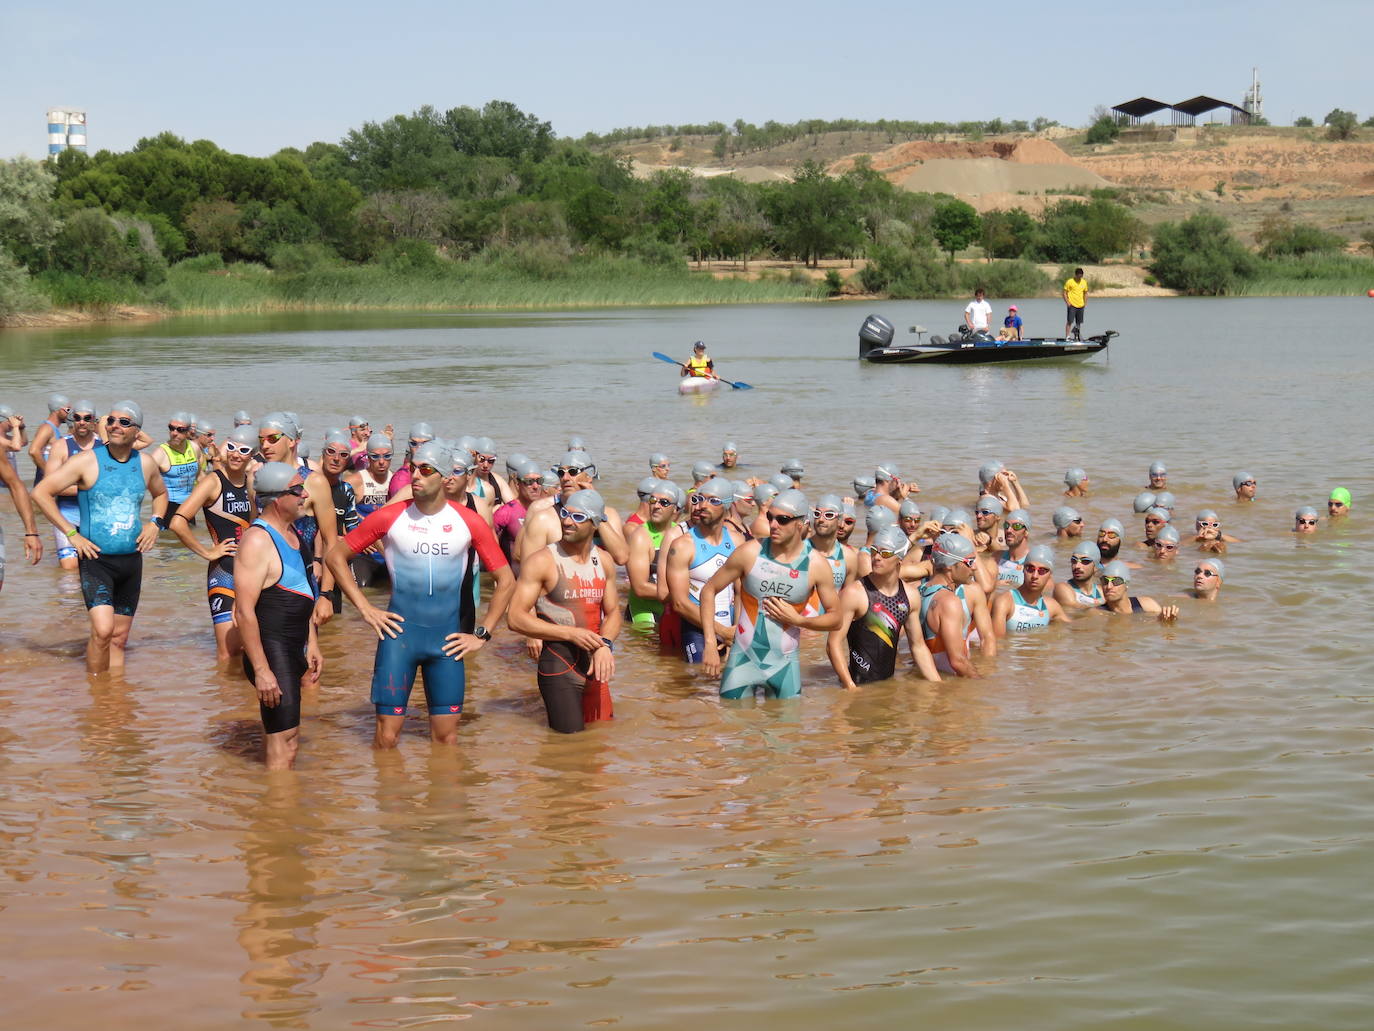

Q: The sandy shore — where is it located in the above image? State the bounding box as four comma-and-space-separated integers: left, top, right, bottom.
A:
0, 305, 166, 330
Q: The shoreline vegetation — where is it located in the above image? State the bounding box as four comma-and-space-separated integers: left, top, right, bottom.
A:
5, 103, 1374, 330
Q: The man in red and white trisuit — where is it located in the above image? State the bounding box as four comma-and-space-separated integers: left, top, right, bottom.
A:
325, 441, 514, 750
508, 489, 621, 734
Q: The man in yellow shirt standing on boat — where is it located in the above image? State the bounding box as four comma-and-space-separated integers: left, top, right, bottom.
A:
682, 341, 716, 379
1063, 267, 1088, 340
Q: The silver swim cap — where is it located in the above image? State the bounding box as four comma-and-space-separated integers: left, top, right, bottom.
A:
874, 461, 901, 483
260, 411, 298, 439
698, 477, 734, 505
1070, 541, 1102, 565
254, 461, 298, 496
733, 480, 753, 503
1232, 471, 1254, 490
0, 404, 15, 420
650, 452, 669, 468
1195, 509, 1219, 524
722, 440, 738, 454
636, 476, 659, 499
692, 460, 717, 482
457, 435, 479, 454
1101, 560, 1132, 582
448, 449, 471, 475
365, 433, 392, 453
348, 415, 368, 428
1295, 505, 1319, 519
931, 531, 976, 568
539, 470, 560, 489
323, 428, 350, 448
753, 483, 780, 507
1154, 525, 1181, 545
1153, 491, 1176, 511
673, 483, 689, 508
71, 399, 96, 415
562, 489, 606, 525
1197, 557, 1225, 579
781, 457, 805, 476
1133, 491, 1157, 513
815, 492, 845, 515
170, 410, 193, 428
568, 436, 586, 450
196, 419, 215, 435
505, 452, 530, 476
977, 461, 1004, 486
283, 411, 302, 435
870, 525, 910, 556
510, 457, 541, 480
475, 436, 496, 457
1064, 467, 1087, 486
562, 450, 596, 477
899, 498, 922, 519
408, 422, 436, 444
768, 473, 793, 493
942, 507, 973, 529
853, 472, 876, 494
1052, 506, 1081, 529
228, 427, 256, 448
975, 495, 1004, 515
47, 393, 70, 412
865, 505, 898, 532
1145, 506, 1171, 522
651, 479, 681, 503
412, 440, 454, 472
928, 505, 950, 527
1099, 517, 1124, 535
110, 400, 144, 427
1006, 508, 1032, 529
1024, 544, 1056, 570
233, 410, 252, 425
842, 500, 856, 519
1149, 461, 1167, 476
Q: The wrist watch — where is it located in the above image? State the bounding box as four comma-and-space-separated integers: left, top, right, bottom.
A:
600, 636, 614, 652
473, 625, 491, 641
152, 515, 167, 530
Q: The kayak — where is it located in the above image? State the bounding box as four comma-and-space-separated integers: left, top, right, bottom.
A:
678, 376, 723, 394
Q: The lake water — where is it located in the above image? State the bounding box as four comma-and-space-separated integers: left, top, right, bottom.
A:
1, 297, 1370, 1029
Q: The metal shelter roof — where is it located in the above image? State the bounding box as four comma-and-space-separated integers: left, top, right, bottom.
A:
1172, 95, 1247, 117
1111, 97, 1171, 118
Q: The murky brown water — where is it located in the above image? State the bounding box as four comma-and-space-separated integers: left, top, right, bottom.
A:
2, 298, 1370, 1028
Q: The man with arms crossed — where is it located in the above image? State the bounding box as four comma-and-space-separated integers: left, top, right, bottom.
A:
33, 401, 168, 673
325, 441, 514, 750
828, 525, 940, 690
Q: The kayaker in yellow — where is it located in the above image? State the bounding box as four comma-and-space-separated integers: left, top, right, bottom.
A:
682, 341, 716, 379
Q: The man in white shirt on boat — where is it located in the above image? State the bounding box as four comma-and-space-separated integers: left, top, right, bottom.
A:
963, 288, 993, 340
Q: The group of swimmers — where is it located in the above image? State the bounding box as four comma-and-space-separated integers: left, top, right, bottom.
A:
0, 393, 1356, 769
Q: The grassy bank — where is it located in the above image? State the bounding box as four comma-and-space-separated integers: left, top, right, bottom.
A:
154, 253, 823, 314
1230, 253, 1374, 297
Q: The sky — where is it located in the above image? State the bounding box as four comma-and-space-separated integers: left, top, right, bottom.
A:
1, 0, 1369, 160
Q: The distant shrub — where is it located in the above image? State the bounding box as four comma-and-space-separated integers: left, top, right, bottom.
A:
1255, 216, 1345, 258
1149, 213, 1257, 294
175, 252, 226, 272
859, 241, 957, 297
1084, 116, 1120, 145
268, 242, 340, 274
823, 268, 844, 295
34, 270, 140, 309
956, 259, 1050, 298
0, 246, 47, 316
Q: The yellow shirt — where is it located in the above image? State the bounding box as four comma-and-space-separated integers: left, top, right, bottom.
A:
1063, 277, 1088, 308
687, 354, 713, 377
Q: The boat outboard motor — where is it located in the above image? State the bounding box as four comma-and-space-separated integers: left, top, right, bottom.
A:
858, 314, 894, 357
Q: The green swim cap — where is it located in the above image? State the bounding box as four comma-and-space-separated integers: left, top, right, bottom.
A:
1330, 487, 1352, 505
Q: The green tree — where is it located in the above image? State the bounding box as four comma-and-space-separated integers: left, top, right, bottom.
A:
183, 199, 243, 256
1294, 116, 1314, 127
1084, 116, 1121, 145
1253, 215, 1345, 257
766, 161, 864, 267
1149, 213, 1257, 294
858, 240, 956, 297
931, 199, 981, 263
980, 208, 1036, 259
0, 158, 61, 270
442, 100, 554, 162
0, 246, 46, 316
1324, 108, 1358, 140
702, 177, 770, 269
1032, 198, 1144, 263
48, 209, 143, 280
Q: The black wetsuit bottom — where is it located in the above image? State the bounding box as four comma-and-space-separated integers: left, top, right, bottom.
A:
536, 640, 612, 734
79, 552, 143, 615
243, 642, 306, 734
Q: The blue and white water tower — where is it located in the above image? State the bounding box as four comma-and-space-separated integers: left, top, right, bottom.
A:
46, 109, 88, 155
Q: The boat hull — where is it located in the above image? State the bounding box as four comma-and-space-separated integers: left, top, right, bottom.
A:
863, 338, 1108, 365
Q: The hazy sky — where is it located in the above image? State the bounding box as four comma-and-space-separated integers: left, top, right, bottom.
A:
2, 0, 1367, 159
